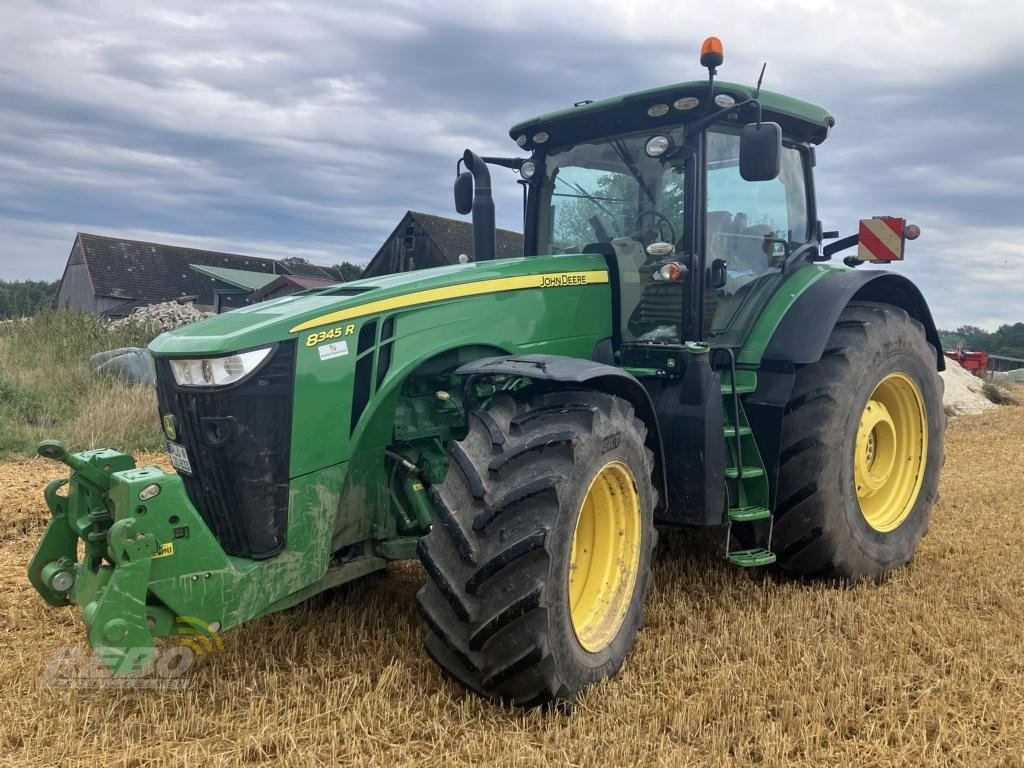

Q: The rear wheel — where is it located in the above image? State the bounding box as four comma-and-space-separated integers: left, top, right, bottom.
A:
771, 302, 944, 580
416, 389, 656, 705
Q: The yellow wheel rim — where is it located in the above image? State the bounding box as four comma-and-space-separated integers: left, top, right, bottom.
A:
855, 372, 928, 532
568, 461, 642, 653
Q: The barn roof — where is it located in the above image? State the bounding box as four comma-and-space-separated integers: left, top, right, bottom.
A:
248, 274, 339, 302
410, 211, 524, 262
69, 233, 342, 305
189, 264, 280, 291
362, 211, 524, 277
73, 233, 282, 303
282, 262, 344, 280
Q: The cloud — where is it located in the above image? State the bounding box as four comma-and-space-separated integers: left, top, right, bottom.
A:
0, 0, 1021, 327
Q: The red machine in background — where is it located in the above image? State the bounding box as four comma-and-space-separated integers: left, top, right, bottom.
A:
945, 346, 989, 378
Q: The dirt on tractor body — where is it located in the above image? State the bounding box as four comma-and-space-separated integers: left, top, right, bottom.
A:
1, 408, 1022, 767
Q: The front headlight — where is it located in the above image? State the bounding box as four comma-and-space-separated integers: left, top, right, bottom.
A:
169, 347, 273, 387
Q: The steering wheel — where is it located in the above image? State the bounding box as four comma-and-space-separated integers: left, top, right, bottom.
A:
634, 210, 676, 248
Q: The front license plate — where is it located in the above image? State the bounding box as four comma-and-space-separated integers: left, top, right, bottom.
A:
166, 441, 193, 475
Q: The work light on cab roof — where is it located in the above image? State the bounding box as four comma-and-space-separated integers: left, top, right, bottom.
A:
28, 35, 945, 710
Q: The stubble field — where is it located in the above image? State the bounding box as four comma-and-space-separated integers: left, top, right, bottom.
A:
0, 405, 1021, 767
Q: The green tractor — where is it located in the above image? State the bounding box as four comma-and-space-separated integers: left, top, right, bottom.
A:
29, 38, 944, 705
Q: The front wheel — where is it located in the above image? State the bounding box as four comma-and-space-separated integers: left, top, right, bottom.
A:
416, 389, 656, 706
772, 301, 945, 581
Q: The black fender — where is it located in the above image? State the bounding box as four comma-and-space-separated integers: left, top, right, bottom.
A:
763, 269, 944, 370
455, 354, 668, 510
747, 269, 944, 511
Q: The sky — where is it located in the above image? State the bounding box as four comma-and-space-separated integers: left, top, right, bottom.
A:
1, 0, 1022, 329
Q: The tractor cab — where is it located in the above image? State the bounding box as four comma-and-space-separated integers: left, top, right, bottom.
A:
512, 68, 833, 360
456, 38, 834, 364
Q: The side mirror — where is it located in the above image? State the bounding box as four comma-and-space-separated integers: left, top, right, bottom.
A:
454, 172, 473, 215
739, 122, 782, 181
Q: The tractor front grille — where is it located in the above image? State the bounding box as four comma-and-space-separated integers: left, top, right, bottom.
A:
154, 342, 296, 559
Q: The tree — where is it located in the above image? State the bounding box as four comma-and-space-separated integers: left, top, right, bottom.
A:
0, 280, 59, 319
937, 329, 962, 352
938, 323, 1024, 358
281, 256, 311, 266
991, 322, 1024, 359
549, 167, 684, 252
332, 261, 365, 282
552, 171, 641, 250
955, 325, 992, 351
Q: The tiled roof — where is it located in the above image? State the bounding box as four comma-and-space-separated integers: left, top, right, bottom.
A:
282, 262, 344, 280
248, 274, 339, 301
76, 233, 283, 303
362, 211, 524, 277
409, 211, 524, 262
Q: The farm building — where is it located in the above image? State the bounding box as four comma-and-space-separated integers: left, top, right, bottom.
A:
989, 354, 1024, 374
187, 264, 286, 313
248, 274, 340, 303
55, 233, 342, 316
361, 211, 523, 278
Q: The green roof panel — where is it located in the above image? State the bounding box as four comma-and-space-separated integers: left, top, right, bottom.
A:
189, 264, 281, 291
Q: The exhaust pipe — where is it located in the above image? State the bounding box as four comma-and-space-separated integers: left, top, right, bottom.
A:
462, 149, 496, 262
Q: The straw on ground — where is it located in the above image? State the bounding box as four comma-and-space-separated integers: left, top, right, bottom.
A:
0, 406, 1021, 767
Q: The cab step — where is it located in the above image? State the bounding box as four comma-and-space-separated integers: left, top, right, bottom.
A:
727, 548, 777, 567
728, 506, 772, 522
723, 425, 752, 438
724, 466, 764, 479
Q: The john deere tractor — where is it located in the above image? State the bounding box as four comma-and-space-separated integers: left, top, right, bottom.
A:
29, 38, 944, 705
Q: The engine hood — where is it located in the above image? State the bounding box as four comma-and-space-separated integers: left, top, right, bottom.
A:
149, 253, 608, 357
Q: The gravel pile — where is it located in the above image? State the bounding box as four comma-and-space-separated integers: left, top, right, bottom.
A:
113, 301, 214, 333
940, 357, 997, 416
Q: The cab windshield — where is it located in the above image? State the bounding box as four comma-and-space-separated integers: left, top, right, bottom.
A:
536, 127, 690, 344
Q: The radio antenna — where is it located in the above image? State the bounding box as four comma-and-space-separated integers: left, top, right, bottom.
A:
753, 62, 767, 98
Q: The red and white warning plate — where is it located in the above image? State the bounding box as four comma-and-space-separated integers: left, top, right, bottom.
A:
857, 217, 907, 263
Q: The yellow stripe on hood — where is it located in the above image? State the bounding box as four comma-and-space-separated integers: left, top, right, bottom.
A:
289, 270, 609, 333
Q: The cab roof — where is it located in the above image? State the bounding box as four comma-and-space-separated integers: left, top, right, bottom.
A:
509, 80, 835, 152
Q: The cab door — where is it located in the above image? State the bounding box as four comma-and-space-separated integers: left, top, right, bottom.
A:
700, 127, 813, 344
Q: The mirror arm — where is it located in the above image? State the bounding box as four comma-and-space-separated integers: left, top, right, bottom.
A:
686, 97, 757, 136
480, 156, 524, 170
518, 178, 528, 238
822, 233, 859, 258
